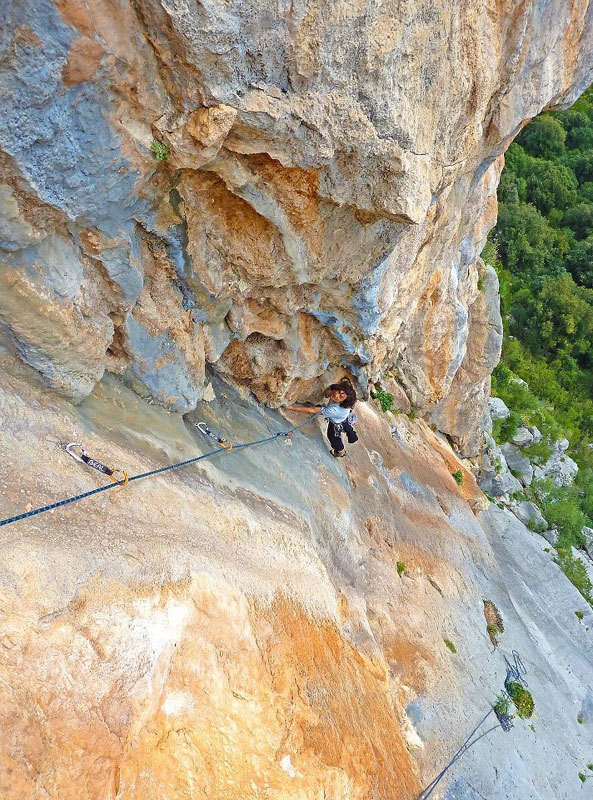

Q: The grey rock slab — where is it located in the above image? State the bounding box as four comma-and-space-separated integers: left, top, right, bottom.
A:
488, 397, 510, 421
510, 426, 533, 447
528, 426, 543, 444
500, 443, 533, 486
509, 501, 547, 530
582, 526, 593, 559
479, 471, 523, 498
580, 687, 593, 725
460, 506, 593, 800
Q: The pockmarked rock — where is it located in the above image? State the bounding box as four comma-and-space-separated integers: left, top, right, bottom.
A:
1, 0, 592, 454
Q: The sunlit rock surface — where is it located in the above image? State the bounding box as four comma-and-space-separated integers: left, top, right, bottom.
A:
1, 353, 592, 798
2, 1, 593, 445
2, 3, 593, 798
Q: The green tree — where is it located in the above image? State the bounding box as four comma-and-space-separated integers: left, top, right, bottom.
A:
516, 115, 566, 159
524, 160, 578, 214
497, 202, 567, 275
520, 274, 593, 363
565, 237, 593, 287
563, 203, 593, 240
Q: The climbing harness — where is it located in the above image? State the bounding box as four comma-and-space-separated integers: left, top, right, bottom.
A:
0, 410, 323, 528
60, 442, 129, 485
417, 650, 527, 800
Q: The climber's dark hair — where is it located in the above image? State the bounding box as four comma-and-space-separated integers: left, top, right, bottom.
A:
327, 377, 357, 408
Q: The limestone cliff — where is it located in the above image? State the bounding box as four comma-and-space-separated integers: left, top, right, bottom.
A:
2, 359, 593, 800
2, 2, 593, 799
2, 0, 593, 447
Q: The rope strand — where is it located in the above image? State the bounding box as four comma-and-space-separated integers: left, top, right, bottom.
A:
0, 411, 323, 528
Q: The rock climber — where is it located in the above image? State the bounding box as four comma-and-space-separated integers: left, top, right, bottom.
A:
284, 377, 358, 458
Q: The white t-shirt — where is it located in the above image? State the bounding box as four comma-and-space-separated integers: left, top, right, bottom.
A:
321, 402, 350, 423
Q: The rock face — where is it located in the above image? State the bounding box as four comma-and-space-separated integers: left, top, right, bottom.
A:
1, 352, 592, 799
428, 263, 503, 456
3, 4, 593, 799
536, 439, 579, 487
2, 1, 593, 449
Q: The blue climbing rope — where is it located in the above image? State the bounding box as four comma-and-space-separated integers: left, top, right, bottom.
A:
417, 710, 499, 800
0, 410, 323, 528
416, 650, 527, 800
504, 649, 528, 689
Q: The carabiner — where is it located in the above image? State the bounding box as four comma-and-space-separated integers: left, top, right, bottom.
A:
195, 422, 211, 437
62, 442, 86, 464
111, 469, 129, 486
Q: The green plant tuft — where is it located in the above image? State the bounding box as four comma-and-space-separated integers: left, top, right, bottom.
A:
493, 693, 510, 717
575, 610, 584, 620
443, 638, 457, 653
452, 470, 464, 485
407, 408, 417, 421
373, 389, 394, 413
150, 140, 171, 161
486, 623, 500, 645
396, 561, 406, 576
483, 600, 504, 647
492, 410, 522, 444
554, 549, 593, 608
506, 681, 535, 719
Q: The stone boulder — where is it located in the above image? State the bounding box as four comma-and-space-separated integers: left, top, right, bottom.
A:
480, 471, 524, 499
479, 433, 523, 498
511, 426, 534, 447
582, 527, 593, 560
539, 441, 579, 488
528, 426, 543, 444
488, 397, 510, 421
501, 443, 533, 486
510, 501, 548, 531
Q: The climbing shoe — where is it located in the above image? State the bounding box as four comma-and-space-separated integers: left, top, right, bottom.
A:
331, 449, 346, 458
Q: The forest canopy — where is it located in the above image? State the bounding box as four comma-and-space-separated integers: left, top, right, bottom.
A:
484, 88, 593, 581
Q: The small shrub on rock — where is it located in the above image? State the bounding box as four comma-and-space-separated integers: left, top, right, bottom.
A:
373, 389, 394, 413
150, 140, 171, 161
483, 600, 505, 647
493, 410, 523, 444
493, 694, 510, 717
554, 549, 593, 607
506, 681, 535, 718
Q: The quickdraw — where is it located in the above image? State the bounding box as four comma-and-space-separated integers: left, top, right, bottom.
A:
194, 422, 233, 451
60, 442, 129, 485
